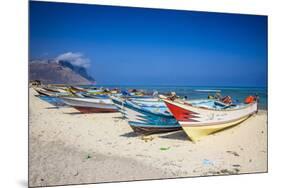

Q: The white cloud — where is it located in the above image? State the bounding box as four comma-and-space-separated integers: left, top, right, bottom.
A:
55, 52, 90, 68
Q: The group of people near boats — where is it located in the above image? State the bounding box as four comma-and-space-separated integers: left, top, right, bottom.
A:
32, 84, 259, 142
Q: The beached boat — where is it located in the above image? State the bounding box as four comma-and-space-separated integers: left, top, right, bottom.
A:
130, 98, 165, 107
38, 95, 66, 107
127, 100, 171, 116
69, 86, 87, 92
81, 93, 109, 99
42, 86, 60, 93
115, 103, 181, 135
111, 95, 172, 117
34, 87, 70, 97
163, 98, 258, 141
61, 97, 118, 113
131, 98, 160, 102
42, 86, 66, 93
34, 88, 60, 97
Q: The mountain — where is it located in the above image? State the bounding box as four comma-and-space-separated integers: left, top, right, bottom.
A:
29, 59, 95, 85
57, 60, 95, 82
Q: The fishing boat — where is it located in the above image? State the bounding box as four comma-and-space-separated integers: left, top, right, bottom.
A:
34, 87, 70, 97
81, 93, 109, 99
130, 98, 164, 107
38, 95, 66, 107
131, 98, 160, 102
163, 97, 258, 141
69, 86, 87, 92
42, 86, 66, 93
34, 88, 60, 97
115, 103, 181, 135
61, 97, 118, 113
111, 95, 172, 117
86, 89, 104, 94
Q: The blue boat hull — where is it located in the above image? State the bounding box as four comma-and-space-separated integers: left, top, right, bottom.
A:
128, 121, 181, 135
113, 98, 181, 135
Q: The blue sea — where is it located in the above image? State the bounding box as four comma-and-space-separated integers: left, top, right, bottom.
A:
91, 85, 268, 110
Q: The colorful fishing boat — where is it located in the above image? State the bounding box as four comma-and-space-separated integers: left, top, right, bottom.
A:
163, 97, 258, 141
34, 88, 60, 97
61, 97, 118, 113
34, 87, 70, 97
130, 98, 165, 107
111, 95, 172, 117
38, 95, 66, 107
69, 86, 87, 92
81, 93, 110, 99
34, 87, 68, 106
115, 103, 181, 135
42, 86, 66, 93
131, 98, 160, 102
42, 86, 60, 93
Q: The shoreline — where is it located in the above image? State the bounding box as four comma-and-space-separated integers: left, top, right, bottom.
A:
29, 88, 267, 187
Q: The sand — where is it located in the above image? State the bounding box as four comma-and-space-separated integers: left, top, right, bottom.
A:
28, 88, 267, 187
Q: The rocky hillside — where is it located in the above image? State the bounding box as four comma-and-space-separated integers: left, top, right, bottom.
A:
29, 59, 95, 85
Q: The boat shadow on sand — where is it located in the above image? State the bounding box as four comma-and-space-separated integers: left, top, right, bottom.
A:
120, 130, 192, 141
45, 106, 62, 110
158, 130, 192, 141
120, 131, 140, 138
62, 112, 87, 115
112, 116, 127, 120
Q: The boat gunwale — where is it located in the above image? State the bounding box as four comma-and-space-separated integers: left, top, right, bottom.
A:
163, 98, 258, 112
61, 96, 114, 103
179, 113, 255, 127
128, 121, 181, 128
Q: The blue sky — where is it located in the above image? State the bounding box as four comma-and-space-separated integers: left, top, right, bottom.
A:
29, 1, 268, 87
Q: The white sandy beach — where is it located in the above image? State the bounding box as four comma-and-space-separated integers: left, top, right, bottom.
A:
29, 88, 267, 187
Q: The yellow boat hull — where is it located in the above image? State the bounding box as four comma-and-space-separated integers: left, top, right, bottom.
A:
182, 115, 250, 142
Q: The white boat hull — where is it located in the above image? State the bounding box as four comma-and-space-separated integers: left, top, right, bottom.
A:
163, 99, 258, 141
61, 97, 117, 113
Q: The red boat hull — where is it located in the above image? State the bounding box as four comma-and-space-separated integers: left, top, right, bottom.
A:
164, 101, 199, 122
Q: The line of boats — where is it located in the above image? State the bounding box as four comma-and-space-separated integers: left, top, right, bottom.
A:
32, 85, 258, 142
